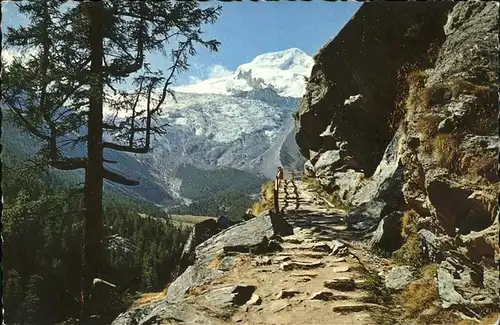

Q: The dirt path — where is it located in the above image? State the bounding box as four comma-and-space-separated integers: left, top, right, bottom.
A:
208, 173, 396, 325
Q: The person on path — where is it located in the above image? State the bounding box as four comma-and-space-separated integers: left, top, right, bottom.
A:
276, 166, 284, 188
217, 215, 230, 229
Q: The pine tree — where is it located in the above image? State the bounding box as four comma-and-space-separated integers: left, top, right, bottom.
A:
2, 1, 221, 317
22, 274, 44, 323
4, 269, 23, 322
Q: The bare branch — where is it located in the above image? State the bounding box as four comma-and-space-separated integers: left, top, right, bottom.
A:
3, 97, 51, 141
49, 157, 87, 170
102, 142, 148, 153
103, 168, 140, 186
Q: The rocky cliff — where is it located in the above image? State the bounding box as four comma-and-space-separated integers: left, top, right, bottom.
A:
297, 0, 499, 318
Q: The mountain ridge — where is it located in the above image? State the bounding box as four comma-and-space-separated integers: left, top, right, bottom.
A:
173, 48, 314, 98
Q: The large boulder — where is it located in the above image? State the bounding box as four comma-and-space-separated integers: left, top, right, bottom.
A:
111, 299, 219, 325
437, 256, 499, 314
112, 211, 293, 325
345, 125, 406, 231
168, 211, 292, 302
385, 266, 415, 291
418, 228, 499, 314
368, 211, 403, 251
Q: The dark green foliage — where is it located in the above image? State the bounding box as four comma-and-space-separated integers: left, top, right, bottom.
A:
170, 189, 256, 221
176, 164, 265, 201
2, 164, 189, 324
171, 165, 265, 220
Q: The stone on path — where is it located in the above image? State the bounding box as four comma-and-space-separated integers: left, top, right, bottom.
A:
246, 293, 262, 306
201, 284, 257, 307
270, 300, 290, 313
331, 265, 350, 273
324, 278, 356, 291
332, 257, 347, 263
280, 261, 324, 271
309, 291, 350, 301
252, 256, 272, 266
332, 302, 388, 314
330, 240, 348, 257
384, 266, 414, 291
296, 276, 313, 283
277, 289, 301, 299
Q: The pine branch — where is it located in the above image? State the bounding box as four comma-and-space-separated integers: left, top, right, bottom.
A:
102, 142, 148, 154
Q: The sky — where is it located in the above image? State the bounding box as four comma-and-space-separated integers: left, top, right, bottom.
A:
1, 1, 361, 86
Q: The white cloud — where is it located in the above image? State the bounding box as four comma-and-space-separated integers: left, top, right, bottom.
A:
181, 64, 233, 86
187, 76, 203, 84
207, 64, 233, 79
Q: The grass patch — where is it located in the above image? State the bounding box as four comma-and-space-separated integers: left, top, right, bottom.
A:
420, 84, 450, 111
302, 177, 349, 210
351, 263, 397, 324
459, 154, 498, 184
401, 210, 418, 239
432, 133, 461, 171
451, 80, 498, 135
399, 277, 438, 318
393, 234, 423, 268
415, 114, 441, 141
421, 264, 438, 278
251, 180, 275, 215
407, 70, 428, 90
132, 287, 168, 308
414, 305, 461, 324
398, 267, 462, 324
450, 80, 493, 98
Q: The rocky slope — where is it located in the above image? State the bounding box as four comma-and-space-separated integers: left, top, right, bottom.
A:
111, 179, 392, 325
296, 0, 499, 320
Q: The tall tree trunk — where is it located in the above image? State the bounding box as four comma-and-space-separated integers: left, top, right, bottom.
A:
81, 1, 105, 319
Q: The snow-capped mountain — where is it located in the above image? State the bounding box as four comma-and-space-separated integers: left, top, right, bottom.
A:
174, 48, 314, 98
125, 48, 313, 204
142, 89, 301, 177
3, 48, 312, 208
96, 48, 314, 205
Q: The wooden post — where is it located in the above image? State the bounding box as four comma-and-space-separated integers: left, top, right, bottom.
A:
274, 177, 279, 213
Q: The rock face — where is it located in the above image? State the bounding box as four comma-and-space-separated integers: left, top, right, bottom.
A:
296, 0, 498, 316
384, 266, 414, 291
296, 2, 453, 173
